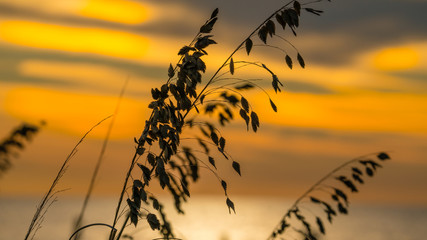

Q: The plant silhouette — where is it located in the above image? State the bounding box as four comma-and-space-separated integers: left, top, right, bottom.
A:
268, 152, 390, 240
21, 1, 392, 240
0, 122, 42, 177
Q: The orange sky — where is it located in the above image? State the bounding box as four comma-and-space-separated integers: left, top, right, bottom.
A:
0, 0, 426, 209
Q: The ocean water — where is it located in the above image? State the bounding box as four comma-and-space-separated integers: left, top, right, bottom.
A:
0, 195, 426, 240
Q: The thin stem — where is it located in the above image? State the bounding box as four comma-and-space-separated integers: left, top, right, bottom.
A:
301, 0, 325, 7
166, 33, 202, 85
110, 19, 209, 240
110, 2, 309, 239
24, 116, 112, 240
69, 223, 116, 240
274, 34, 299, 52
111, 152, 139, 229
254, 44, 288, 54
184, 1, 295, 120
211, 61, 257, 82
266, 151, 386, 240
115, 214, 130, 240
73, 77, 129, 239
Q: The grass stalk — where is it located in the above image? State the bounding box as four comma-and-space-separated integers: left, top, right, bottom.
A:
73, 78, 129, 239
24, 116, 112, 240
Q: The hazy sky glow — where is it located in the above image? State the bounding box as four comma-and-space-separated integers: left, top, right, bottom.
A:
0, 0, 426, 211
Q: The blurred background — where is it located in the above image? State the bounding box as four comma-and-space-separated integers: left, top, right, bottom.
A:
0, 0, 426, 239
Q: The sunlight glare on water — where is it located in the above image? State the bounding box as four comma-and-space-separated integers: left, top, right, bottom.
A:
0, 196, 426, 240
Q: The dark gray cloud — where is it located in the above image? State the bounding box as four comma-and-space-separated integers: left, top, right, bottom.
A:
0, 45, 168, 96
3, 0, 426, 67
284, 80, 333, 94
0, 2, 199, 37
391, 72, 427, 83
141, 0, 427, 65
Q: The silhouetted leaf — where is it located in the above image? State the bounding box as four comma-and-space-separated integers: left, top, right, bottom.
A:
239, 109, 250, 130
147, 153, 156, 166
272, 74, 283, 93
241, 97, 249, 112
269, 99, 277, 112
148, 101, 158, 109
352, 167, 363, 175
310, 197, 321, 204
366, 167, 374, 176
367, 160, 382, 170
275, 13, 286, 29
352, 173, 364, 184
168, 64, 174, 78
294, 1, 301, 14
200, 94, 206, 105
158, 170, 170, 189
322, 201, 337, 218
338, 203, 348, 214
304, 8, 323, 16
138, 164, 152, 185
181, 181, 190, 197
199, 126, 210, 138
336, 177, 358, 192
224, 107, 233, 119
316, 217, 325, 234
205, 103, 217, 114
297, 53, 305, 68
266, 20, 275, 37
151, 88, 160, 100
219, 137, 226, 150
147, 213, 160, 230
127, 199, 139, 226
136, 146, 145, 156
230, 58, 235, 75
226, 198, 236, 214
221, 92, 239, 105
211, 8, 219, 19
251, 111, 260, 132
282, 9, 298, 35
178, 46, 194, 55
331, 194, 339, 201
129, 213, 138, 227
277, 220, 289, 234
195, 35, 217, 49
196, 57, 206, 72
334, 188, 348, 203
152, 198, 160, 210
360, 160, 381, 172
377, 152, 390, 161
193, 51, 205, 58
140, 188, 147, 203
211, 132, 219, 145
132, 180, 143, 205
221, 180, 227, 193
282, 10, 291, 26
232, 161, 241, 176
208, 156, 217, 169
285, 55, 293, 69
288, 9, 299, 27
258, 25, 268, 44
200, 17, 218, 33
235, 83, 254, 90
245, 38, 253, 55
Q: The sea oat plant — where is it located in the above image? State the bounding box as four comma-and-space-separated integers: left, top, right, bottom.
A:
0, 122, 42, 177
103, 1, 337, 239
267, 152, 390, 240
22, 1, 392, 240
